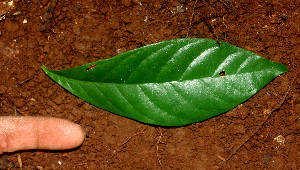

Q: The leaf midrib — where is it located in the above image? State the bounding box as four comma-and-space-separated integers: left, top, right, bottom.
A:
46, 68, 270, 86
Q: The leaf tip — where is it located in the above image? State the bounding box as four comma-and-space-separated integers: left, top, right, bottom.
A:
41, 65, 47, 70
41, 65, 50, 74
276, 63, 289, 76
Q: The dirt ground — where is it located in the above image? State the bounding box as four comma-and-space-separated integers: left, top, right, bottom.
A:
0, 0, 299, 169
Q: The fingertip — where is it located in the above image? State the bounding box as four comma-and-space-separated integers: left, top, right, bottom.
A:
62, 120, 85, 149
37, 117, 85, 150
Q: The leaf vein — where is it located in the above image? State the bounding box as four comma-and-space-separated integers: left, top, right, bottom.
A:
179, 46, 219, 80
92, 84, 122, 112
113, 85, 145, 118
154, 42, 195, 82
138, 85, 181, 121
169, 83, 200, 111
125, 44, 175, 82
211, 51, 242, 76
77, 83, 98, 104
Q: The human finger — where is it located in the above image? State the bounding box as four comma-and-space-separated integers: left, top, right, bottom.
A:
0, 116, 85, 154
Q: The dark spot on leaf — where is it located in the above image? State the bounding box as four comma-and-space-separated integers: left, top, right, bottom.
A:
219, 70, 226, 78
216, 40, 222, 47
86, 64, 97, 71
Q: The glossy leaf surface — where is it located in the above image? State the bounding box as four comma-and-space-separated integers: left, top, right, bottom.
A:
42, 38, 289, 126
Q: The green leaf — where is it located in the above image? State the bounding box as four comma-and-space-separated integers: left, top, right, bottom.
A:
42, 38, 289, 126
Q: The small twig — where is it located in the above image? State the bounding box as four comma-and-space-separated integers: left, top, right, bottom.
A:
135, 0, 142, 6
218, 0, 236, 13
14, 106, 18, 116
116, 127, 166, 168
17, 153, 22, 170
154, 128, 165, 168
186, 0, 198, 38
18, 77, 33, 85
218, 0, 231, 10
119, 127, 148, 147
108, 127, 148, 162
225, 73, 299, 161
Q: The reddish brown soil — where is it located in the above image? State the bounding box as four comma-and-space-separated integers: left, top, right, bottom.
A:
1, 0, 299, 169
